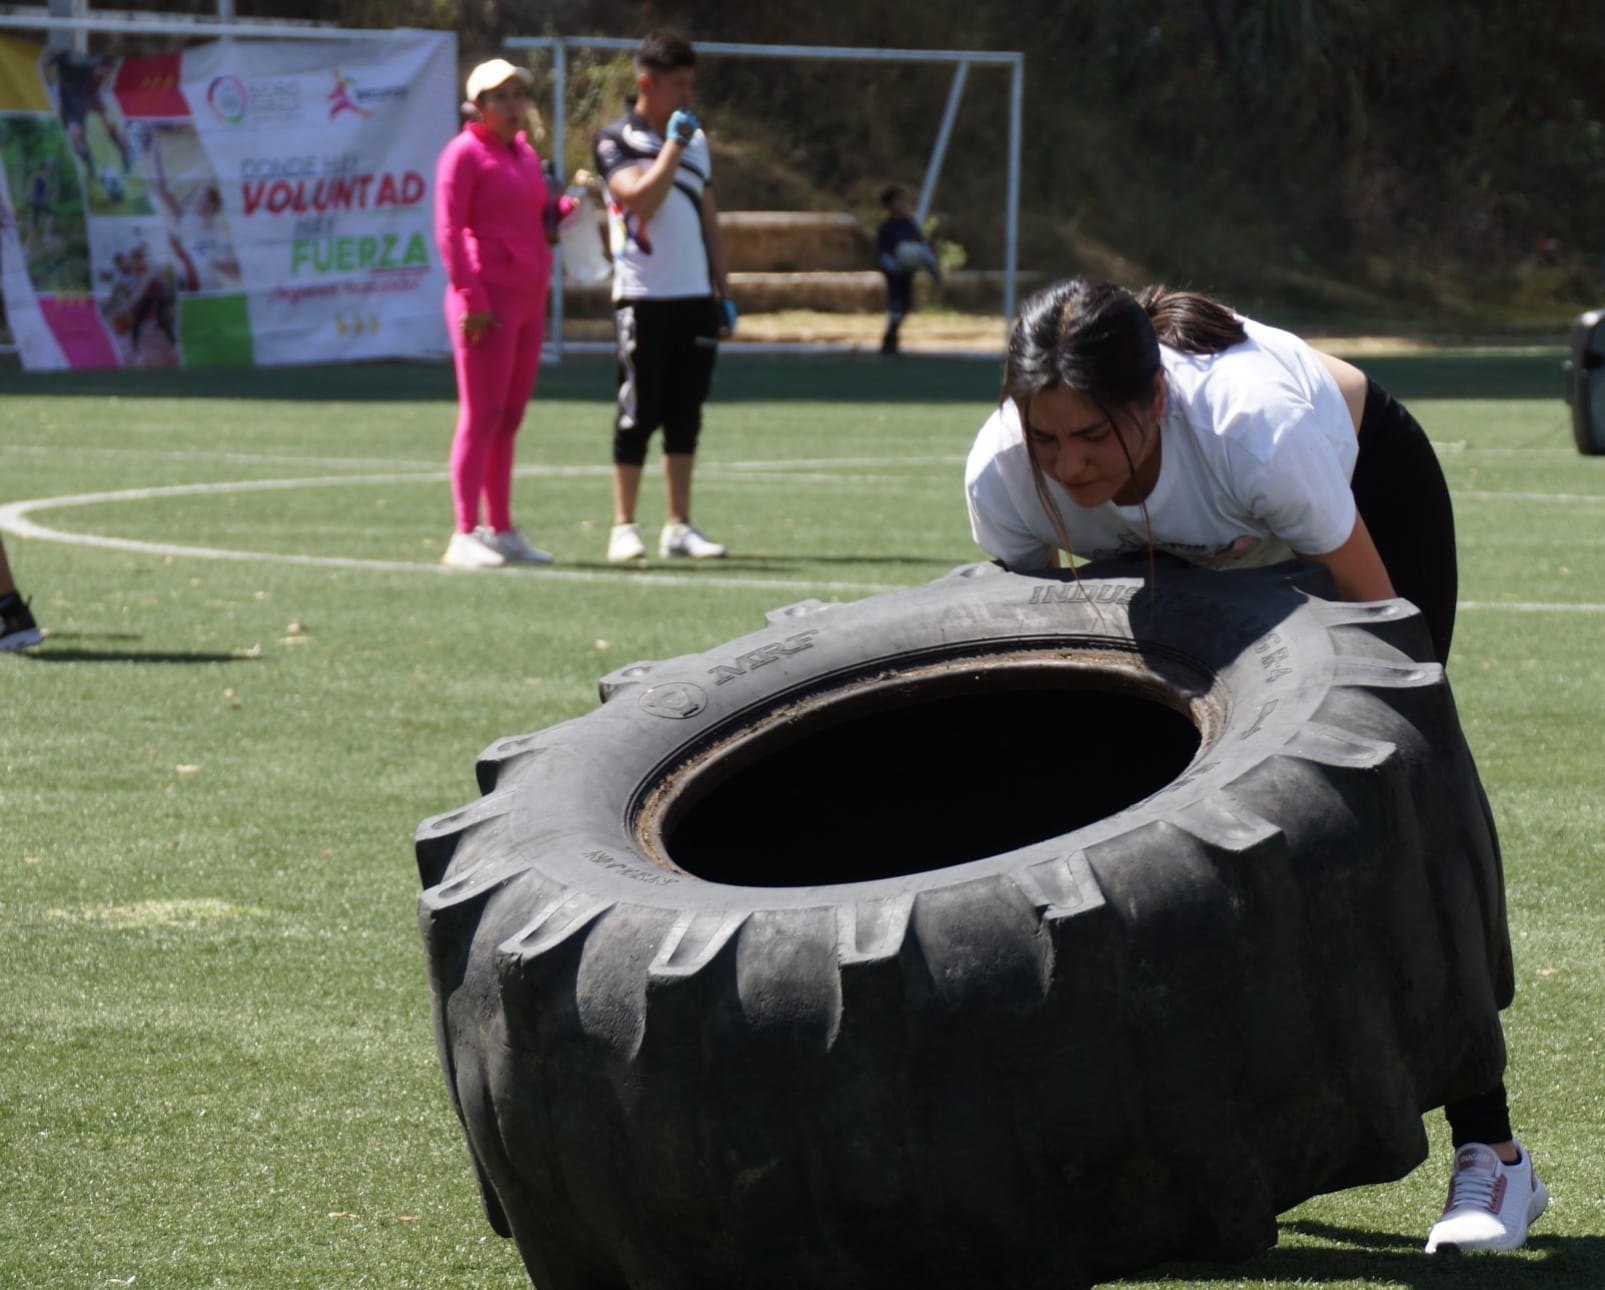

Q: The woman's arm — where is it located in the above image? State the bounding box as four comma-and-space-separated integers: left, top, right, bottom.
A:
434, 141, 490, 316
435, 140, 497, 342
1303, 513, 1397, 602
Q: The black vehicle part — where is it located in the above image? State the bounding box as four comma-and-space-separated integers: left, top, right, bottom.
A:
1564, 306, 1605, 454
416, 561, 1512, 1290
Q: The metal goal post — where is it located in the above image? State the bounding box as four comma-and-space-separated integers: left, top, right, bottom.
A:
506, 35, 1023, 358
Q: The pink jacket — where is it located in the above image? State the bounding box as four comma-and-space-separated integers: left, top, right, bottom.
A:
435, 121, 556, 315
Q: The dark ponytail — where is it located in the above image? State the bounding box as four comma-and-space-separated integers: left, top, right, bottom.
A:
1133, 284, 1246, 355
1002, 277, 1245, 413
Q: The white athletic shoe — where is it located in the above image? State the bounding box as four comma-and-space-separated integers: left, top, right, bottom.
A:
607, 522, 646, 563
441, 529, 506, 569
478, 526, 554, 566
1425, 1141, 1548, 1254
659, 521, 726, 559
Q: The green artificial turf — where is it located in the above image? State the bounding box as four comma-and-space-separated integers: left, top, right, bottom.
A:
2, 351, 1601, 1288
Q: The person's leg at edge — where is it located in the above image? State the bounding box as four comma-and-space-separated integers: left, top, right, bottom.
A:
0, 535, 18, 597
0, 535, 42, 651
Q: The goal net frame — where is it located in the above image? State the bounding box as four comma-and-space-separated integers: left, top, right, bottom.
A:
505, 35, 1024, 359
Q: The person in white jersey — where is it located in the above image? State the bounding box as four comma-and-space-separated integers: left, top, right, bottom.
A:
592, 28, 735, 563
965, 276, 1545, 1255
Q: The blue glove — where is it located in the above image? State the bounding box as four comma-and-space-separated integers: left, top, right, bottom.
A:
667, 109, 700, 146
718, 297, 738, 336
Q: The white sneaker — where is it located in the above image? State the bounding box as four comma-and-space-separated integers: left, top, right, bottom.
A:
659, 521, 726, 559
607, 522, 646, 562
478, 526, 554, 565
441, 530, 505, 569
1425, 1141, 1548, 1253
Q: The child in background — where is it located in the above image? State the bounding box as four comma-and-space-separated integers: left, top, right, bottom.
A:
876, 183, 940, 355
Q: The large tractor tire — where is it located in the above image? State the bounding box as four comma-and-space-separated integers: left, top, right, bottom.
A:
416, 561, 1513, 1290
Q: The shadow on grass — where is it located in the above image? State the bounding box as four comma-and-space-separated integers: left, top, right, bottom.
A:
17, 640, 262, 664
1121, 1222, 1602, 1288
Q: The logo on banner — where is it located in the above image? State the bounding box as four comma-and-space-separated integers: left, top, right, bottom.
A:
327, 69, 371, 120
206, 75, 305, 125
326, 67, 410, 121
206, 76, 248, 123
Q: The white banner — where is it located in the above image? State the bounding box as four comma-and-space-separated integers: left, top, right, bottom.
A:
0, 30, 456, 369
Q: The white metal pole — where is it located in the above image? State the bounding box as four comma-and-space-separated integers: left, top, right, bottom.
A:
549, 39, 568, 363
915, 60, 967, 228
44, 0, 84, 53
1004, 55, 1023, 324
0, 14, 408, 40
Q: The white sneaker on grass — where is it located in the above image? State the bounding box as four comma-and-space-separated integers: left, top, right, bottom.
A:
607, 522, 646, 563
478, 526, 554, 565
1425, 1141, 1548, 1254
659, 521, 726, 559
441, 530, 505, 569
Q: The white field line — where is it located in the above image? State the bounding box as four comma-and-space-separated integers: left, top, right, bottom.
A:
1, 442, 968, 474
0, 476, 892, 595
1456, 490, 1605, 504
1460, 602, 1605, 613
1432, 443, 1581, 456
1, 444, 448, 471
3, 470, 1602, 610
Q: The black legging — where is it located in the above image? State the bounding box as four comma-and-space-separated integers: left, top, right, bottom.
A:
1352, 379, 1513, 1147
1350, 380, 1459, 664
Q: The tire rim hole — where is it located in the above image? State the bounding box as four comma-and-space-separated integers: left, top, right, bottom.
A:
660, 681, 1201, 886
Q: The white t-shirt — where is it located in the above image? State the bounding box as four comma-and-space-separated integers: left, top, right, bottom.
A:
593, 112, 713, 301
965, 318, 1359, 571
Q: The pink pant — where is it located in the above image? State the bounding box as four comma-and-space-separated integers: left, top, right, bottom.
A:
446, 285, 547, 533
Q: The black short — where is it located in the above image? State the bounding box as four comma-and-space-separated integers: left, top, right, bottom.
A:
612, 296, 720, 465
1351, 379, 1458, 663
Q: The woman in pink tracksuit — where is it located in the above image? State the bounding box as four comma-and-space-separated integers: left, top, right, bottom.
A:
435, 58, 568, 568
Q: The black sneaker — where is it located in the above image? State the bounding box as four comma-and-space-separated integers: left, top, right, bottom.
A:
0, 591, 43, 653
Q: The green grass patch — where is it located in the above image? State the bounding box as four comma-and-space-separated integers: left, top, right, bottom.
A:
2, 351, 1602, 1287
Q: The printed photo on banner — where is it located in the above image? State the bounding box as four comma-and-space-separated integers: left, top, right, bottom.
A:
137, 120, 240, 291
91, 217, 184, 368
0, 29, 455, 369
41, 50, 150, 216
0, 115, 90, 293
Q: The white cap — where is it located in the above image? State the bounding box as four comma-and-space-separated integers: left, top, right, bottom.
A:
465, 58, 533, 103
